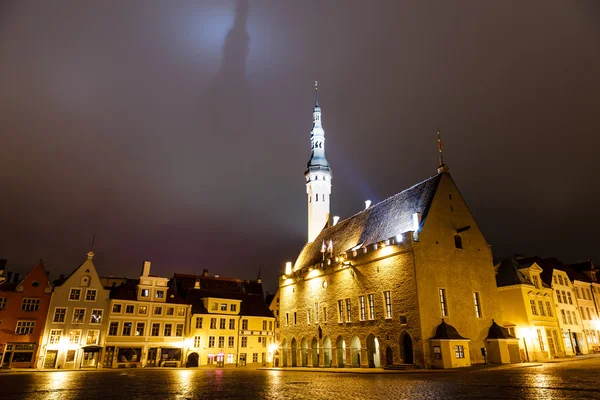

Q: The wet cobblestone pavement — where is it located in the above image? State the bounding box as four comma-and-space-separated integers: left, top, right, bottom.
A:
2, 358, 600, 399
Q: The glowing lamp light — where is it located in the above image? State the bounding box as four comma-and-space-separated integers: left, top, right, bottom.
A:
365, 200, 371, 210
285, 262, 292, 275
396, 234, 403, 243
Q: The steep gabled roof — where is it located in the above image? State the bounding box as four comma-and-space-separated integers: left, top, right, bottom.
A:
516, 257, 591, 286
495, 259, 535, 287
431, 320, 468, 340
294, 173, 442, 269
486, 320, 516, 339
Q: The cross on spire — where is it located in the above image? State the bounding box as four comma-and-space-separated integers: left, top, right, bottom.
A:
315, 80, 319, 107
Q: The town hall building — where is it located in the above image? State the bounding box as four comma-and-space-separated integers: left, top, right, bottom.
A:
278, 85, 518, 369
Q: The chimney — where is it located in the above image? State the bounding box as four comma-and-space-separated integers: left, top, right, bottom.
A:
194, 279, 200, 289
13, 273, 20, 283
202, 269, 208, 277
412, 212, 422, 231
142, 261, 151, 277
333, 216, 340, 226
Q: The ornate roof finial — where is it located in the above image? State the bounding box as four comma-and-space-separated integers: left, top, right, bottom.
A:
437, 131, 449, 173
314, 80, 319, 107
90, 235, 96, 252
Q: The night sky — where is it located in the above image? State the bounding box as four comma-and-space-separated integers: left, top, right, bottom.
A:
1, 1, 599, 293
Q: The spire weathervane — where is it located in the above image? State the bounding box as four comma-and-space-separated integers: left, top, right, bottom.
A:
437, 130, 444, 167
90, 235, 96, 252
315, 80, 319, 107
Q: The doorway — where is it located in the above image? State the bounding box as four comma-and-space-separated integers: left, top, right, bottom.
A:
187, 352, 199, 367
401, 333, 413, 364
44, 350, 58, 369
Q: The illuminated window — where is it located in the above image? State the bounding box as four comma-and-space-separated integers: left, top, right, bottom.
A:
155, 290, 165, 299
151, 323, 160, 336
15, 320, 35, 335
384, 291, 392, 319
572, 311, 577, 325
136, 322, 145, 336
194, 336, 201, 347
139, 306, 147, 315
112, 304, 122, 313
177, 308, 186, 317
65, 350, 76, 363
454, 345, 465, 359
439, 289, 448, 317
561, 310, 567, 324
253, 353, 258, 363
359, 296, 366, 321
567, 312, 573, 325
72, 308, 86, 323
90, 310, 104, 324
48, 329, 62, 344
196, 317, 203, 329
537, 329, 545, 351
338, 300, 344, 322
545, 302, 553, 317
68, 329, 82, 344
538, 300, 545, 316
473, 292, 482, 319
221, 303, 227, 311
140, 288, 149, 298
368, 294, 375, 320
263, 320, 267, 330
86, 330, 99, 345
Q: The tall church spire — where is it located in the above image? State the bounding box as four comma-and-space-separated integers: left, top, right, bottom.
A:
305, 81, 332, 243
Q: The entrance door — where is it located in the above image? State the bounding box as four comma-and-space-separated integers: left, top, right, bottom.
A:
103, 347, 115, 368
82, 351, 98, 368
572, 333, 581, 354
216, 354, 224, 367
146, 348, 158, 366
385, 347, 393, 366
44, 350, 58, 369
546, 330, 556, 358
239, 353, 246, 366
401, 333, 413, 364
187, 352, 199, 368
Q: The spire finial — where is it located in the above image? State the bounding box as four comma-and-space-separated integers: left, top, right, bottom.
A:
314, 80, 319, 107
90, 235, 96, 252
437, 131, 449, 173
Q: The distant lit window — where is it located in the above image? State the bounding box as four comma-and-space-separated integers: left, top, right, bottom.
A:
454, 345, 465, 359
112, 304, 122, 313
359, 296, 366, 321
68, 329, 82, 344
177, 308, 186, 317
72, 308, 86, 323
91, 309, 103, 324
384, 291, 392, 319
473, 293, 482, 319
545, 302, 553, 317
345, 299, 352, 322
140, 288, 150, 298
155, 290, 164, 299
48, 329, 62, 344
530, 300, 537, 316
368, 294, 375, 320
21, 298, 40, 312
139, 305, 148, 315
194, 336, 201, 348
439, 289, 448, 317
15, 321, 35, 335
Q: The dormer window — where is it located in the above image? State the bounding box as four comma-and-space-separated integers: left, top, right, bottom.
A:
220, 304, 227, 311
532, 275, 540, 289
140, 289, 150, 298
155, 290, 165, 299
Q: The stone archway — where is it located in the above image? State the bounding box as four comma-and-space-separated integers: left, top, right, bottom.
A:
323, 336, 332, 367
366, 334, 381, 368
401, 332, 413, 364
350, 336, 361, 368
311, 337, 319, 367
291, 338, 297, 367
301, 338, 308, 367
335, 336, 346, 367
281, 339, 288, 367
385, 346, 393, 366
187, 352, 199, 368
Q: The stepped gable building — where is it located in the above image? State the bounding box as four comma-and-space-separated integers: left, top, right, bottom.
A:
278, 87, 511, 369
39, 251, 111, 369
104, 261, 190, 368
517, 257, 589, 356
494, 258, 561, 361
0, 260, 52, 368
172, 271, 275, 367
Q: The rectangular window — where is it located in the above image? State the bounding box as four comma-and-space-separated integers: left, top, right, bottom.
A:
572, 311, 577, 325
72, 308, 86, 323
220, 318, 226, 329
439, 289, 448, 317
15, 321, 35, 335
151, 323, 160, 336
177, 307, 186, 317
165, 307, 173, 316
228, 336, 235, 347
307, 309, 312, 325
112, 303, 122, 313
532, 276, 540, 289
561, 310, 567, 324
384, 291, 392, 319
243, 319, 250, 330
269, 321, 273, 331
315, 303, 319, 324
537, 329, 545, 351
140, 288, 150, 298
293, 313, 297, 326
139, 305, 148, 315
211, 303, 218, 311
368, 294, 375, 320
85, 289, 97, 301
538, 300, 546, 316
21, 298, 40, 312
545, 302, 553, 317
218, 336, 225, 347
229, 319, 235, 330
196, 317, 203, 329
154, 306, 163, 316
558, 275, 564, 285
86, 329, 100, 345
454, 345, 465, 359
338, 300, 344, 322
136, 322, 145, 336
69, 288, 81, 301
567, 292, 573, 305
359, 296, 366, 321
194, 336, 201, 347
176, 324, 184, 336
345, 299, 352, 322
66, 350, 76, 363
164, 323, 172, 336
561, 291, 568, 304
530, 300, 537, 315
553, 275, 558, 284
285, 313, 289, 327
155, 290, 165, 299
49, 329, 62, 344
253, 353, 258, 363
122, 322, 132, 336
556, 292, 563, 303
90, 309, 103, 324
210, 318, 217, 329
53, 307, 67, 323
323, 307, 327, 323
0, 297, 7, 310
125, 305, 135, 314
230, 304, 237, 312
220, 303, 227, 311
241, 337, 247, 347
473, 292, 482, 319
208, 336, 215, 347
263, 320, 267, 330
68, 329, 82, 344
567, 312, 573, 325
109, 322, 119, 336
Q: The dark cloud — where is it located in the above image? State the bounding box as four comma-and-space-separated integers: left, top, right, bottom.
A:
1, 0, 599, 292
